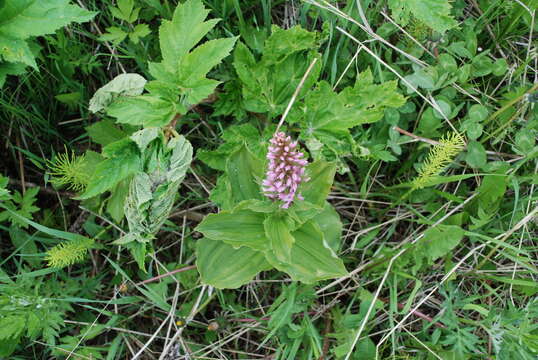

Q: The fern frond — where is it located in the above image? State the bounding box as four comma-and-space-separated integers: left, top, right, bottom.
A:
412, 132, 465, 190
46, 238, 95, 268
47, 151, 90, 192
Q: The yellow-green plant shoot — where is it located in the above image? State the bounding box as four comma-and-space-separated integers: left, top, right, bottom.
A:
412, 132, 465, 190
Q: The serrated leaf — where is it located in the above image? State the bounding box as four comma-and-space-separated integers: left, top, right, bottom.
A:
196, 238, 271, 289
409, 225, 464, 273
0, 0, 95, 85
89, 73, 147, 113
130, 127, 160, 153
0, 315, 26, 340
159, 0, 219, 71
78, 138, 141, 199
388, 0, 457, 33
262, 25, 318, 65
233, 26, 322, 115
196, 205, 268, 251
0, 34, 36, 68
0, 0, 96, 39
178, 37, 237, 85
99, 26, 127, 44
294, 73, 405, 161
129, 23, 151, 44
106, 95, 176, 127
86, 119, 127, 146
264, 221, 347, 283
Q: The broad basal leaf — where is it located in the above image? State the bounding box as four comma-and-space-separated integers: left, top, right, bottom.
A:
313, 202, 343, 252
226, 145, 264, 205
262, 25, 318, 65
300, 160, 336, 208
264, 214, 295, 264
78, 138, 142, 199
264, 221, 347, 283
196, 238, 271, 289
196, 204, 268, 251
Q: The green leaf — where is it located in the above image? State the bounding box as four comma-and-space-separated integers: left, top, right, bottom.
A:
0, 0, 95, 85
300, 161, 336, 208
130, 127, 160, 153
106, 95, 176, 127
129, 23, 151, 44
78, 138, 141, 199
234, 28, 322, 116
196, 204, 268, 252
410, 224, 464, 273
106, 178, 130, 223
0, 315, 25, 340
264, 221, 347, 283
465, 140, 487, 169
86, 120, 127, 146
99, 26, 127, 44
122, 135, 192, 244
178, 37, 237, 87
159, 0, 219, 72
388, 0, 457, 33
0, 0, 96, 39
294, 73, 405, 162
262, 25, 318, 64
196, 238, 271, 289
88, 73, 147, 113
226, 145, 264, 205
9, 227, 39, 267
476, 175, 507, 212
313, 202, 343, 252
264, 214, 295, 263
0, 61, 25, 87
0, 34, 36, 68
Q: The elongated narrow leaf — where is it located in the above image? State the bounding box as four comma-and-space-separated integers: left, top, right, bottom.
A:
264, 221, 347, 283
196, 238, 271, 289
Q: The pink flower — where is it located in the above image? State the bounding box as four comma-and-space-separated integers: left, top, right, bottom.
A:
262, 132, 309, 208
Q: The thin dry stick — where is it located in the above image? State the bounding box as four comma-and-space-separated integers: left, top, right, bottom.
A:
159, 285, 208, 359
135, 265, 196, 286
275, 57, 319, 133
